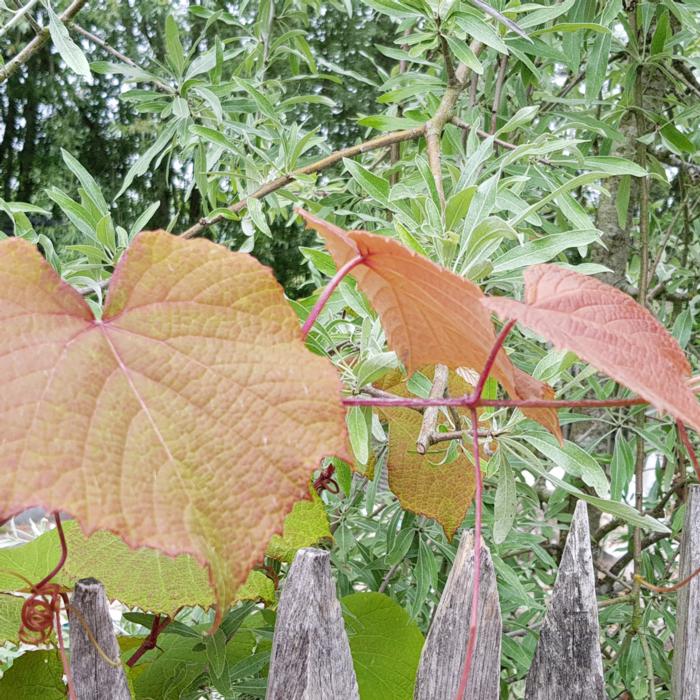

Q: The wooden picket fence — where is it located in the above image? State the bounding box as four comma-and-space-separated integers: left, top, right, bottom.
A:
68, 486, 700, 699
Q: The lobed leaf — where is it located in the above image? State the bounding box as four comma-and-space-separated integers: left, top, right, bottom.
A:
342, 592, 424, 700
0, 231, 347, 610
297, 209, 561, 440
382, 408, 475, 539
484, 264, 700, 433
0, 650, 65, 698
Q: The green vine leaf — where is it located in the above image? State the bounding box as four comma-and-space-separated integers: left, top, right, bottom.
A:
0, 650, 65, 698
342, 592, 424, 700
266, 489, 332, 562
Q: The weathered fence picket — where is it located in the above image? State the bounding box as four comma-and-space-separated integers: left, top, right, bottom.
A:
69, 577, 130, 700
524, 500, 605, 699
66, 494, 700, 699
414, 531, 501, 700
672, 484, 700, 698
265, 547, 359, 700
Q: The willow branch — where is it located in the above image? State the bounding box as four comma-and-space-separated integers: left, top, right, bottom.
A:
416, 364, 449, 455
424, 42, 479, 210
0, 0, 40, 39
450, 116, 550, 164
0, 0, 88, 84
179, 127, 424, 239
490, 54, 508, 134
72, 23, 174, 94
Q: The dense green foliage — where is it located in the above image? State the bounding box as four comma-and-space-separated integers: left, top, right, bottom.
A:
1, 0, 699, 698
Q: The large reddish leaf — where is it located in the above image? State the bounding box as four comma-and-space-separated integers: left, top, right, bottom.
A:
298, 209, 560, 439
483, 264, 700, 433
382, 408, 475, 539
0, 231, 347, 608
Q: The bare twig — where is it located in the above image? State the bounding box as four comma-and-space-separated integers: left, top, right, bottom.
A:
0, 0, 88, 84
416, 364, 449, 455
491, 54, 508, 134
179, 127, 424, 239
0, 0, 40, 39
450, 116, 550, 164
610, 532, 673, 577
378, 562, 401, 593
72, 23, 174, 93
468, 0, 529, 40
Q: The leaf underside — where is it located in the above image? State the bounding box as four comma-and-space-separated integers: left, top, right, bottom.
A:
484, 264, 700, 433
298, 209, 561, 440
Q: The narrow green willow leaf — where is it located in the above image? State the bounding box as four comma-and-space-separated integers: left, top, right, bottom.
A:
586, 32, 611, 100
524, 434, 610, 498
47, 5, 91, 77
343, 158, 390, 205
117, 120, 178, 198
358, 115, 424, 130
347, 405, 370, 465
503, 441, 667, 532
445, 35, 483, 74
165, 15, 186, 76
492, 229, 600, 272
205, 628, 227, 678
611, 431, 634, 502
61, 150, 109, 213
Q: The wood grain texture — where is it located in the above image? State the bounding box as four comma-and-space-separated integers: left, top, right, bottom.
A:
69, 578, 130, 700
525, 500, 605, 699
266, 548, 359, 700
413, 531, 502, 700
672, 484, 700, 698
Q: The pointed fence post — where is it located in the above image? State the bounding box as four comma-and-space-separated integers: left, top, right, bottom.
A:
69, 577, 130, 699
266, 547, 359, 700
414, 531, 502, 700
672, 484, 700, 698
525, 500, 605, 699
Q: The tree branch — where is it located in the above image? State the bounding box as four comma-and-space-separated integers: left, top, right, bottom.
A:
179, 127, 424, 239
423, 43, 479, 210
72, 23, 175, 94
490, 54, 508, 134
0, 0, 89, 84
416, 364, 449, 455
0, 0, 41, 40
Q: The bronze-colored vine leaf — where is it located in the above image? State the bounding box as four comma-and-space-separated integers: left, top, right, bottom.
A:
0, 231, 348, 610
483, 264, 700, 433
297, 209, 561, 440
382, 408, 475, 539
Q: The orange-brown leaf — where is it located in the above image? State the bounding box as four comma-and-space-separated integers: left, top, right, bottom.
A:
0, 231, 347, 608
483, 264, 700, 432
382, 408, 475, 539
298, 209, 561, 439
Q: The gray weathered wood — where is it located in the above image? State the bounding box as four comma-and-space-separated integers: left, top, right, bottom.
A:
414, 531, 502, 700
69, 578, 130, 700
672, 484, 700, 699
266, 547, 359, 700
525, 500, 605, 699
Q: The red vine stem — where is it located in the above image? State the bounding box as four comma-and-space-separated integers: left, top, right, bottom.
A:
55, 604, 77, 700
300, 255, 365, 340
635, 564, 700, 593
15, 513, 77, 700
472, 319, 516, 399
457, 405, 484, 700
37, 512, 68, 590
126, 613, 173, 667
455, 319, 516, 699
